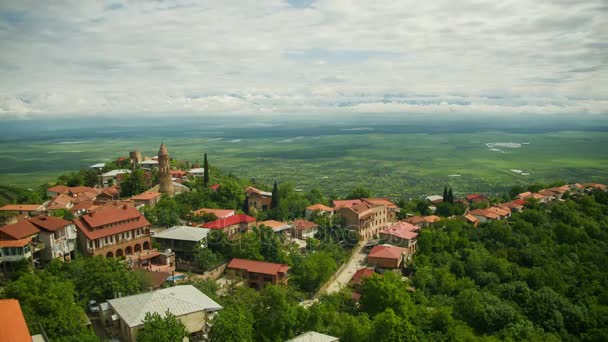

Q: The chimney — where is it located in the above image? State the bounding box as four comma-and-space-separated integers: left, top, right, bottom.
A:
123, 205, 128, 210
89, 211, 95, 217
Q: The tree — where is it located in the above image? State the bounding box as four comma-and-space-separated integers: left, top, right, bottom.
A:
443, 185, 448, 202
360, 272, 416, 319
254, 285, 300, 341
209, 306, 254, 342
291, 251, 337, 293
271, 181, 280, 208
53, 208, 74, 220
447, 187, 454, 204
372, 308, 418, 342
120, 165, 146, 197
346, 186, 371, 199
204, 153, 210, 187
137, 311, 188, 342
194, 248, 223, 271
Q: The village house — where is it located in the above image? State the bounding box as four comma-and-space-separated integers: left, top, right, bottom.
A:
138, 159, 158, 170
304, 203, 334, 220
28, 215, 77, 262
349, 267, 376, 290
337, 201, 389, 240
73, 205, 152, 258
404, 215, 441, 228
44, 193, 76, 212
90, 162, 106, 171
187, 168, 206, 178
0, 204, 45, 225
246, 186, 273, 211
468, 208, 501, 223
0, 219, 45, 265
259, 220, 292, 234
363, 198, 399, 222
192, 208, 235, 220
101, 285, 222, 342
466, 193, 489, 205
499, 200, 525, 213
152, 225, 211, 260
46, 184, 69, 198
202, 213, 256, 238
425, 195, 444, 204
486, 206, 511, 219
367, 244, 405, 269
291, 219, 318, 239
100, 169, 131, 187
463, 213, 480, 227
227, 258, 289, 290
379, 221, 419, 256
96, 186, 120, 203
130, 191, 161, 208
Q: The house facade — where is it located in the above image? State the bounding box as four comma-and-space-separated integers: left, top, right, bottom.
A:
130, 192, 161, 208
202, 214, 256, 238
246, 186, 272, 211
0, 220, 45, 265
73, 205, 151, 258
291, 219, 318, 239
367, 244, 405, 269
152, 226, 210, 260
227, 258, 289, 290
379, 221, 419, 255
338, 202, 389, 240
28, 215, 77, 262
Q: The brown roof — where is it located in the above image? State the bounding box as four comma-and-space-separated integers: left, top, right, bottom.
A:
260, 220, 288, 229
464, 214, 479, 224
192, 208, 235, 219
68, 186, 97, 195
362, 198, 397, 208
245, 186, 272, 197
350, 268, 375, 285
486, 206, 510, 217
47, 185, 69, 194
0, 238, 32, 248
0, 204, 44, 212
80, 205, 142, 228
332, 199, 362, 208
48, 194, 75, 207
0, 220, 40, 239
306, 204, 334, 212
130, 192, 161, 201
135, 269, 172, 289
380, 222, 419, 240
404, 216, 426, 225
424, 215, 441, 223
0, 299, 32, 342
228, 258, 289, 276
70, 200, 96, 213
100, 186, 120, 198
368, 245, 404, 260
292, 219, 317, 231
469, 209, 500, 220
28, 215, 72, 232
202, 214, 256, 229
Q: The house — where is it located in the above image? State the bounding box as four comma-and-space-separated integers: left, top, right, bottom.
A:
28, 215, 77, 262
153, 226, 211, 260
379, 221, 419, 255
0, 220, 44, 264
96, 186, 120, 203
0, 204, 45, 225
499, 200, 525, 213
468, 209, 501, 223
338, 201, 389, 240
100, 169, 131, 187
425, 195, 444, 204
305, 204, 334, 219
90, 162, 106, 171
466, 193, 489, 204
463, 214, 480, 227
0, 299, 45, 341
202, 214, 256, 237
259, 220, 291, 234
286, 331, 339, 342
227, 258, 289, 290
73, 205, 152, 258
139, 159, 158, 170
45, 193, 75, 212
332, 199, 362, 208
46, 184, 70, 198
130, 192, 161, 208
170, 170, 187, 180
187, 168, 206, 178
192, 208, 235, 220
70, 200, 98, 217
66, 186, 97, 198
246, 186, 272, 211
102, 285, 222, 342
349, 268, 375, 288
486, 206, 511, 219
0, 238, 34, 266
291, 219, 318, 239
367, 244, 405, 269
363, 198, 399, 222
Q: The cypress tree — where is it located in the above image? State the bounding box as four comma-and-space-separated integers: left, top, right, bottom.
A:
271, 181, 279, 208
203, 153, 210, 187
443, 185, 448, 202
448, 187, 454, 204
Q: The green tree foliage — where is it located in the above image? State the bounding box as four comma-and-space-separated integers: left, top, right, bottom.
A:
120, 165, 146, 197
271, 181, 280, 208
209, 306, 255, 342
360, 272, 416, 318
291, 251, 337, 292
447, 187, 454, 203
3, 272, 90, 339
443, 185, 448, 202
372, 308, 418, 342
254, 285, 301, 341
346, 186, 371, 199
53, 208, 74, 220
194, 248, 223, 271
136, 311, 188, 342
203, 153, 210, 187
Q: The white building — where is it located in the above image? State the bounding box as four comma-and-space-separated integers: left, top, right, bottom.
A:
100, 169, 131, 187
187, 168, 205, 178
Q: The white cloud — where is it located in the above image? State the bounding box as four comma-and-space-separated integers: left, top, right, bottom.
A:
0, 0, 606, 118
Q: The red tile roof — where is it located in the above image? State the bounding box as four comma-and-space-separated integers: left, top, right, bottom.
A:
0, 220, 40, 240
80, 205, 142, 228
362, 198, 397, 208
466, 193, 486, 200
350, 268, 375, 285
202, 214, 256, 229
424, 215, 441, 223
0, 299, 32, 342
332, 199, 362, 208
292, 219, 317, 231
469, 209, 500, 220
28, 215, 72, 232
228, 258, 289, 276
68, 186, 97, 195
404, 216, 426, 225
192, 208, 235, 219
0, 204, 44, 212
260, 220, 288, 230
47, 185, 69, 194
518, 191, 532, 199
130, 192, 161, 201
245, 186, 272, 197
464, 214, 479, 224
368, 245, 404, 260
306, 204, 334, 212
380, 221, 419, 240
0, 238, 32, 248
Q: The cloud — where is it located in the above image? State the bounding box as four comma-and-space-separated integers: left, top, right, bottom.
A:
0, 0, 606, 118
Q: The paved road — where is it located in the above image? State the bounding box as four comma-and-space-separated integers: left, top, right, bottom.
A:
325, 247, 367, 294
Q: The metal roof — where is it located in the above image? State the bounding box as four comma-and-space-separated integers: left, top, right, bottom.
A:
153, 226, 210, 242
286, 331, 339, 342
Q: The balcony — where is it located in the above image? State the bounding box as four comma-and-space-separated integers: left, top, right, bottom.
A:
88, 234, 150, 256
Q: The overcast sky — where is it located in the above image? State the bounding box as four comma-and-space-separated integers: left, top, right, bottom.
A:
0, 0, 606, 118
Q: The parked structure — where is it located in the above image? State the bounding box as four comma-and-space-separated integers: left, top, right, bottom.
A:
227, 258, 289, 290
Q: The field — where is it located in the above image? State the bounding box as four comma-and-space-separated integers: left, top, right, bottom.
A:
1, 115, 607, 199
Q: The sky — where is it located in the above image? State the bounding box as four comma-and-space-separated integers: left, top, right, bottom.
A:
0, 0, 606, 119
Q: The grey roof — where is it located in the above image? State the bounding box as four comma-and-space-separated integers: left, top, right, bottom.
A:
102, 169, 131, 177
108, 285, 222, 328
139, 160, 158, 165
188, 168, 205, 173
154, 226, 210, 242
285, 331, 339, 342
90, 163, 106, 168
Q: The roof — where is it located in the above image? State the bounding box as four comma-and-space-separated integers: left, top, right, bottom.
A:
466, 193, 487, 200
74, 206, 150, 240
469, 209, 500, 220
0, 204, 44, 212
192, 208, 235, 219
350, 268, 375, 285
425, 215, 441, 223
158, 143, 169, 155
48, 194, 75, 207
332, 199, 362, 208
227, 258, 289, 276
292, 219, 317, 231
202, 214, 256, 230
107, 285, 222, 328
99, 186, 120, 198
380, 221, 419, 240
153, 226, 210, 242
0, 299, 32, 342
285, 331, 339, 342
136, 269, 172, 289
47, 185, 69, 194
188, 168, 205, 173
102, 169, 131, 177
363, 198, 397, 208
486, 206, 510, 217
68, 186, 96, 195
404, 216, 426, 225
245, 186, 272, 197
518, 191, 532, 199
0, 220, 40, 239
260, 220, 291, 232
28, 215, 72, 232
464, 214, 479, 224
368, 244, 404, 260
70, 200, 97, 212
306, 204, 334, 212
425, 195, 444, 202
130, 192, 161, 201
90, 163, 106, 168
80, 205, 143, 228
0, 238, 32, 248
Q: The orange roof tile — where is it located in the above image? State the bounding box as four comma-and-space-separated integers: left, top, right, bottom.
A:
380, 222, 419, 240
368, 245, 404, 260
0, 204, 44, 212
228, 258, 289, 276
47, 185, 69, 194
464, 214, 479, 224
0, 299, 32, 341
306, 204, 334, 212
0, 220, 40, 240
80, 205, 142, 228
28, 215, 72, 232
292, 219, 317, 231
202, 214, 256, 229
0, 238, 32, 248
259, 220, 288, 229
424, 215, 441, 223
362, 198, 397, 208
130, 192, 161, 201
350, 268, 375, 285
332, 199, 362, 208
192, 208, 235, 219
